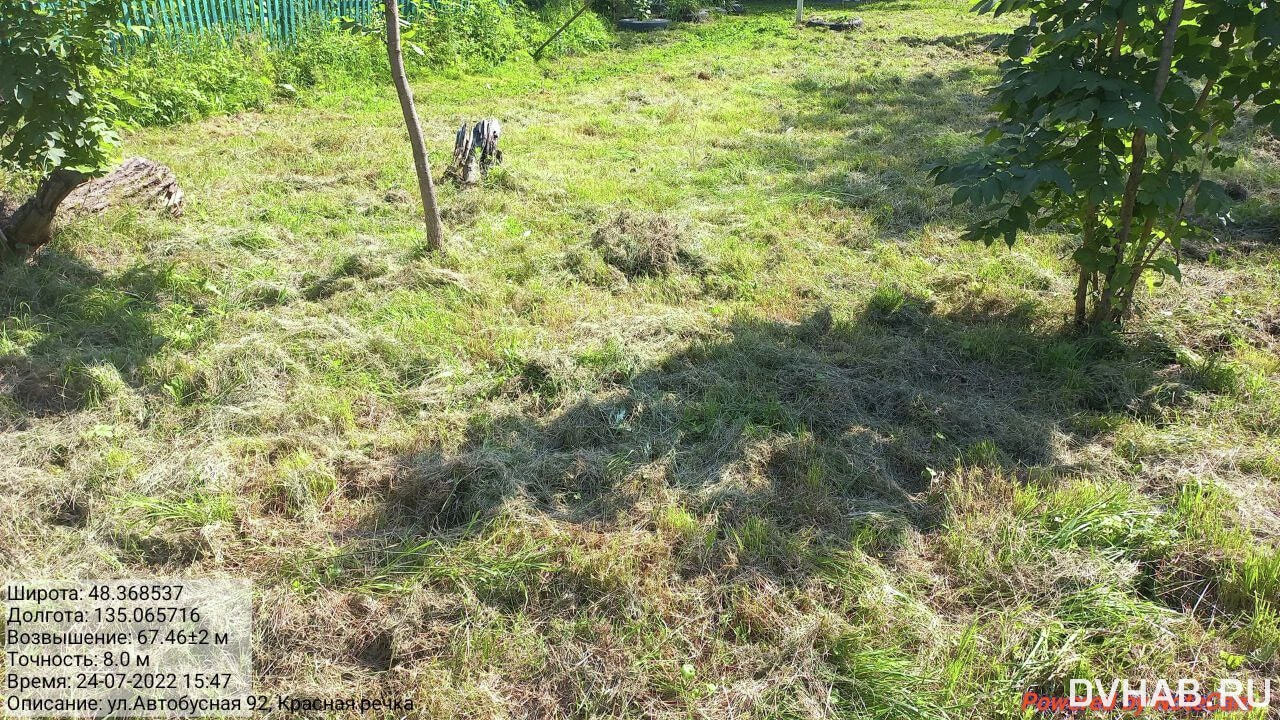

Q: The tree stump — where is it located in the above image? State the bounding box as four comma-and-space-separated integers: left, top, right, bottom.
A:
1, 156, 184, 256
445, 120, 503, 186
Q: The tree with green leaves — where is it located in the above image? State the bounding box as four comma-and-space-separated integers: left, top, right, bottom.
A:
932, 0, 1279, 328
0, 0, 123, 255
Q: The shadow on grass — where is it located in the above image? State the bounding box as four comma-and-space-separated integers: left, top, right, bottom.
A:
701, 63, 997, 236
0, 250, 167, 428
318, 297, 1183, 594
790, 66, 994, 232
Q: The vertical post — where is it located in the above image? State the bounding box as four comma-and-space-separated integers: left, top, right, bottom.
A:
795, 0, 803, 24
152, 0, 171, 39
173, 0, 188, 36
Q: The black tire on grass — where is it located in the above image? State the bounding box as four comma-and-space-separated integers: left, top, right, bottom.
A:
618, 18, 672, 30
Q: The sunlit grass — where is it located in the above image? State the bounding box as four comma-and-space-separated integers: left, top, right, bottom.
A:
2, 1, 1278, 716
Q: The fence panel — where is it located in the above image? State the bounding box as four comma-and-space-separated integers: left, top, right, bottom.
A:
104, 0, 450, 48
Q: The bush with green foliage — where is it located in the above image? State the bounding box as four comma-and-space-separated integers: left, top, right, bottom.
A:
665, 0, 716, 21
109, 1, 611, 128
932, 0, 1279, 328
115, 36, 279, 126
616, 0, 654, 20
278, 20, 391, 87
524, 0, 610, 54
1, 0, 132, 254
598, 0, 718, 21
0, 0, 123, 176
414, 0, 524, 67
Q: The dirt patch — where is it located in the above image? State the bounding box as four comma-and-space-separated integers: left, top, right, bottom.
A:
1253, 310, 1280, 344
50, 495, 90, 528
0, 356, 77, 422
591, 210, 692, 278
354, 631, 394, 671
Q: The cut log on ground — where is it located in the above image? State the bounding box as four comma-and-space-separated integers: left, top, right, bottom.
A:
61, 156, 185, 218
1, 157, 184, 257
445, 119, 503, 186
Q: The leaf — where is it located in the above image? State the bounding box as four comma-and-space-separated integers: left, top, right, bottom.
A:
1149, 255, 1181, 282
1039, 165, 1072, 193
1256, 103, 1280, 134
1072, 248, 1104, 271
1008, 33, 1031, 59
1032, 71, 1059, 96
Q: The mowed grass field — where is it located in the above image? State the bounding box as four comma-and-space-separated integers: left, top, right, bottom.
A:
3, 1, 1280, 717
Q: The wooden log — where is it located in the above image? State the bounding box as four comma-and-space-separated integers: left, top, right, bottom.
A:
60, 157, 185, 218
1, 157, 184, 257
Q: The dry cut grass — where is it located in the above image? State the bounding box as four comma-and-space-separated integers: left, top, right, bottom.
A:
2, 1, 1279, 718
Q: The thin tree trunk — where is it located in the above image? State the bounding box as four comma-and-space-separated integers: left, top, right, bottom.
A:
1116, 216, 1157, 320
1111, 20, 1126, 60
1093, 0, 1184, 326
1, 169, 88, 256
1074, 202, 1098, 327
1074, 266, 1091, 327
385, 0, 444, 251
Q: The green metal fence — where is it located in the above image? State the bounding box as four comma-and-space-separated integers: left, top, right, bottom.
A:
114, 0, 434, 46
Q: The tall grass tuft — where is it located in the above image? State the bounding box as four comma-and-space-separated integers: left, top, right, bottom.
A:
1223, 546, 1280, 613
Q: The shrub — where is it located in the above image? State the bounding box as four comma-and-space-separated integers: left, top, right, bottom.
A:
106, 0, 613, 129
665, 0, 713, 20
1, 0, 122, 175
277, 22, 388, 88
115, 34, 278, 126
523, 0, 611, 55
1, 0, 123, 253
616, 0, 653, 20
595, 0, 718, 21
933, 0, 1280, 328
